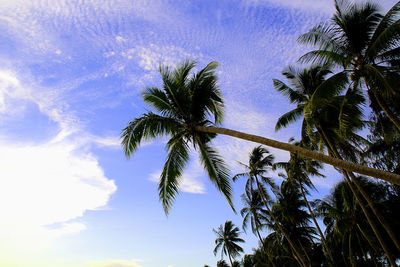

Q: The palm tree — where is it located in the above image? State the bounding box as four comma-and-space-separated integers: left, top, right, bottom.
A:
240, 189, 268, 246
271, 180, 316, 265
274, 64, 400, 264
233, 146, 308, 267
213, 221, 245, 266
274, 143, 335, 265
316, 177, 395, 266
121, 61, 400, 215
298, 0, 400, 131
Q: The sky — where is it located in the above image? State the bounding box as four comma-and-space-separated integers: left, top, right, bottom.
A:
0, 0, 397, 266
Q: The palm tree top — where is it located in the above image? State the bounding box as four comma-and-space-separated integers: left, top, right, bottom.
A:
121, 60, 233, 213
213, 220, 245, 264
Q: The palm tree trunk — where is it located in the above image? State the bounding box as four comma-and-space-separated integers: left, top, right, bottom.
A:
318, 128, 397, 266
369, 84, 400, 132
254, 177, 308, 267
194, 126, 400, 185
348, 170, 400, 253
299, 183, 335, 266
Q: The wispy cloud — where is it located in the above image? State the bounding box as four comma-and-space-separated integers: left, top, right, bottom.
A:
243, 0, 335, 14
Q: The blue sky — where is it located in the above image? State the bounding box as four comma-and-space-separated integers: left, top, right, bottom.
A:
0, 0, 396, 266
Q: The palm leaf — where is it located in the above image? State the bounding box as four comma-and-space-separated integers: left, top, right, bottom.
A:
121, 113, 180, 157
275, 106, 304, 131
196, 138, 234, 211
364, 64, 397, 97
142, 87, 176, 117
273, 79, 307, 103
158, 132, 190, 214
369, 1, 400, 54
189, 61, 224, 124
367, 19, 400, 60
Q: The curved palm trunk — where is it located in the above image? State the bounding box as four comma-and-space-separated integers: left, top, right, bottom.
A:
254, 177, 308, 267
318, 128, 397, 266
194, 126, 400, 185
299, 183, 335, 266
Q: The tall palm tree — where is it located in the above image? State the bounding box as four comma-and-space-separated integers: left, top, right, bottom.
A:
274, 143, 335, 265
262, 180, 316, 267
233, 146, 308, 267
121, 61, 400, 215
272, 180, 316, 265
274, 64, 400, 264
298, 0, 400, 131
213, 221, 245, 266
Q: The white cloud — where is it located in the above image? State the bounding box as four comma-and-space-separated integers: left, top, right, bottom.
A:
0, 69, 117, 262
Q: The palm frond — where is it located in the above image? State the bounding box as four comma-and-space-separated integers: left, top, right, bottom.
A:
142, 87, 176, 118
121, 113, 180, 157
190, 61, 224, 124
232, 172, 249, 182
275, 107, 304, 131
364, 64, 397, 97
367, 19, 400, 60
196, 138, 234, 211
369, 1, 400, 55
273, 79, 307, 103
158, 132, 190, 214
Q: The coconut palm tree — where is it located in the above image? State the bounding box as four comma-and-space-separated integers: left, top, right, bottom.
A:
274, 143, 335, 265
298, 0, 400, 131
272, 180, 316, 265
261, 180, 316, 266
274, 64, 400, 264
121, 61, 400, 215
213, 221, 245, 266
233, 146, 308, 267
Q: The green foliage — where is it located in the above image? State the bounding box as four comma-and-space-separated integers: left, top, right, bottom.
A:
121, 60, 233, 213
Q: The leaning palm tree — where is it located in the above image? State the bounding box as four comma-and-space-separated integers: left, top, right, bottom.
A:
121, 60, 400, 214
298, 0, 400, 131
213, 221, 245, 266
